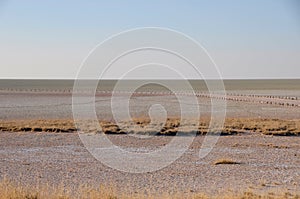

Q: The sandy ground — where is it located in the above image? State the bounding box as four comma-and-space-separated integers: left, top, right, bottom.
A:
0, 90, 300, 195
0, 90, 300, 120
0, 132, 299, 195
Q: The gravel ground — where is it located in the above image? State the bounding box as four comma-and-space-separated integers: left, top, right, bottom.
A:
0, 132, 299, 195
0, 90, 299, 195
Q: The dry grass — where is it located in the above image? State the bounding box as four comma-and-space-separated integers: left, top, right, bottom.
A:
213, 158, 241, 165
259, 143, 290, 149
0, 179, 298, 199
0, 117, 300, 136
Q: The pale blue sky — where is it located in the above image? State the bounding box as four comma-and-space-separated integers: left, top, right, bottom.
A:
0, 0, 299, 79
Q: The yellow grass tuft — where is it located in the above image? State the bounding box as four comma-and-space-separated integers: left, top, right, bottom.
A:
213, 158, 241, 165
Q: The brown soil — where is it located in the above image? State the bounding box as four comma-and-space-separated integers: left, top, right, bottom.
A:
0, 132, 299, 195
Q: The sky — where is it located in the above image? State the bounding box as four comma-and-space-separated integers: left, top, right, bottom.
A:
0, 0, 300, 79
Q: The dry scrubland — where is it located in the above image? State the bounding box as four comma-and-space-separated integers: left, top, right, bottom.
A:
1, 86, 300, 199
0, 117, 299, 136
0, 117, 299, 199
0, 179, 299, 199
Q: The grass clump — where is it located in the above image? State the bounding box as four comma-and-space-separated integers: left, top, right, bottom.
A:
0, 178, 299, 199
213, 158, 241, 165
